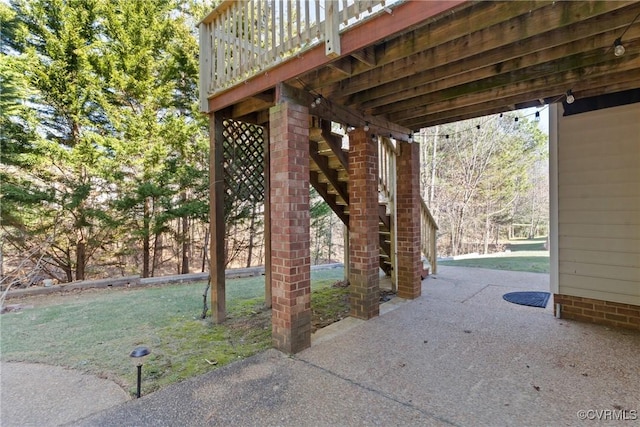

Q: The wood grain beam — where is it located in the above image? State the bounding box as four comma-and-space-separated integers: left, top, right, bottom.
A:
412, 70, 640, 128
328, 57, 353, 76
351, 46, 376, 67
385, 48, 640, 124
351, 4, 640, 110
401, 61, 640, 129
209, 112, 226, 324
302, 1, 551, 95
277, 82, 412, 141
321, 120, 348, 172
230, 92, 274, 118
309, 171, 348, 226
309, 140, 349, 205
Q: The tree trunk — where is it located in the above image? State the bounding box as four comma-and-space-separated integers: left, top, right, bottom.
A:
201, 229, 209, 273
142, 197, 150, 278
327, 214, 334, 261
246, 202, 256, 268
76, 240, 86, 280
483, 201, 490, 255
181, 200, 189, 274
64, 265, 73, 283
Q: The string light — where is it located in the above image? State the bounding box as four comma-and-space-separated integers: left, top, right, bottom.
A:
613, 38, 625, 57
295, 77, 559, 142
566, 89, 575, 104
608, 11, 639, 56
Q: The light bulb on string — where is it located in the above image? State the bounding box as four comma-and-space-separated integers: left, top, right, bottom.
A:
535, 111, 541, 122
614, 38, 625, 57
566, 89, 575, 104
363, 122, 370, 132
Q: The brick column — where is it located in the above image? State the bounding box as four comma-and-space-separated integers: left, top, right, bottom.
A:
269, 102, 311, 354
348, 128, 379, 319
396, 141, 422, 299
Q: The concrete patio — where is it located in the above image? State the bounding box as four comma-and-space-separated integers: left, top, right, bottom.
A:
67, 266, 638, 427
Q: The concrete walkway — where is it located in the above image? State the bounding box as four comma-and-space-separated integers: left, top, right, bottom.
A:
0, 362, 129, 427
3, 266, 639, 426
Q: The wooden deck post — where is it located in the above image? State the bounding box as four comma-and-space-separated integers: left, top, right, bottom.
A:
209, 112, 226, 323
263, 125, 272, 308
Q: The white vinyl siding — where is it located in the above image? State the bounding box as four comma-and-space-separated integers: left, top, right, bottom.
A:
556, 102, 640, 306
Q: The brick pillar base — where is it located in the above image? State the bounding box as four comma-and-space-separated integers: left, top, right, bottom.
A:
348, 128, 379, 319
396, 141, 421, 299
269, 102, 311, 353
554, 294, 640, 331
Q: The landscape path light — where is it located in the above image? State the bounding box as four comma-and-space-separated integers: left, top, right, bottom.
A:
129, 346, 150, 398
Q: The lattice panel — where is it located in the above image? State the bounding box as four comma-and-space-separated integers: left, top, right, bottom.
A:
222, 119, 265, 205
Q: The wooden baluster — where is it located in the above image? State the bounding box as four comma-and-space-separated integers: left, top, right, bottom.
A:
303, 0, 310, 43
271, 1, 276, 63
315, 0, 321, 40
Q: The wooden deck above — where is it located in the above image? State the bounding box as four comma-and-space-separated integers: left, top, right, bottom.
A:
200, 0, 640, 133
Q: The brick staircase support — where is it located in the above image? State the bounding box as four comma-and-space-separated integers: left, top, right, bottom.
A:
268, 101, 312, 354
396, 141, 422, 299
348, 128, 380, 319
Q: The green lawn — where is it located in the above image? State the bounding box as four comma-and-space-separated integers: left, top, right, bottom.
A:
0, 268, 345, 396
438, 238, 550, 274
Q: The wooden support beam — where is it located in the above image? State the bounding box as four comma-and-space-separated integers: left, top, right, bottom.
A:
320, 120, 348, 171
325, 0, 341, 58
209, 112, 226, 323
309, 140, 349, 205
403, 62, 640, 129
231, 92, 275, 118
311, 1, 553, 95
309, 171, 348, 226
373, 29, 640, 119
327, 57, 352, 76
263, 125, 271, 308
351, 46, 376, 67
387, 51, 640, 126
278, 82, 412, 141
352, 7, 640, 110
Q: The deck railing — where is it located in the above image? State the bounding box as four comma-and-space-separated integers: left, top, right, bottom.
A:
420, 198, 438, 274
378, 135, 397, 204
199, 0, 393, 112
378, 136, 438, 275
